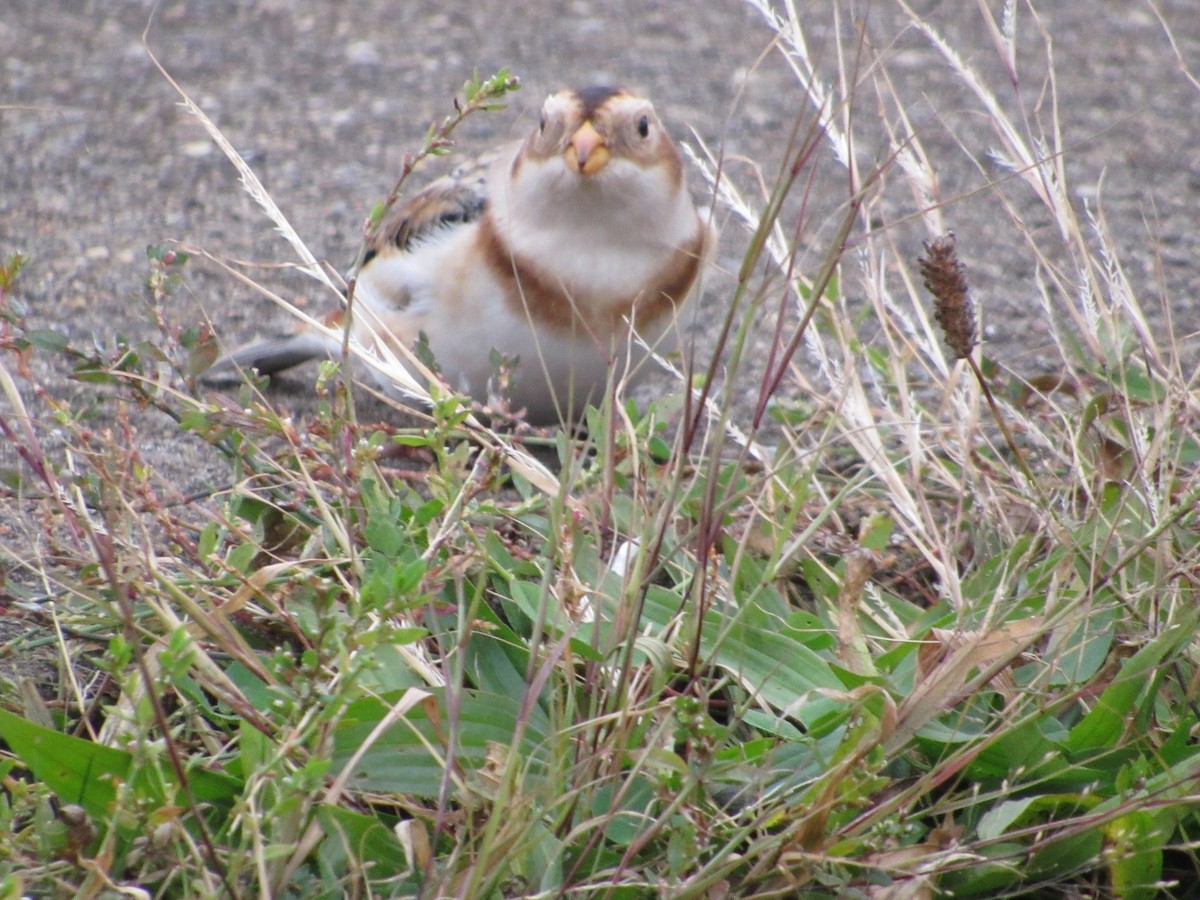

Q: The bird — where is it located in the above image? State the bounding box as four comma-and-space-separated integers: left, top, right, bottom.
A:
214, 85, 716, 425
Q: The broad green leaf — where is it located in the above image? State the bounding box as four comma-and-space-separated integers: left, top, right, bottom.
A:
26, 329, 70, 352
0, 709, 131, 820
505, 579, 576, 633
1093, 749, 1200, 832
591, 776, 657, 846
1104, 811, 1163, 900
935, 843, 1024, 896
239, 718, 270, 775
977, 797, 1040, 841
1027, 828, 1104, 881
1066, 624, 1188, 754
977, 793, 1097, 842
1045, 603, 1115, 685
0, 709, 241, 826
332, 689, 548, 797
316, 804, 414, 882
465, 625, 536, 700
634, 586, 843, 728
364, 516, 406, 557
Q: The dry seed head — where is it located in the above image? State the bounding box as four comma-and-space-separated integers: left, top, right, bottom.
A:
919, 232, 977, 359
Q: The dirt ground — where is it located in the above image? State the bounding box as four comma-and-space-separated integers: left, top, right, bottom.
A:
2, 0, 1199, 536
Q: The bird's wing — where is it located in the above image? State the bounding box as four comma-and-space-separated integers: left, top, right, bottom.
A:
361, 148, 505, 265
206, 154, 498, 381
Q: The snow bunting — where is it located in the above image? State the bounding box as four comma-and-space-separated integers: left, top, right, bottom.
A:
218, 86, 716, 424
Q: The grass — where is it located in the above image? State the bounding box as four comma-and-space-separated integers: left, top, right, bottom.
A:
3, 3, 1200, 897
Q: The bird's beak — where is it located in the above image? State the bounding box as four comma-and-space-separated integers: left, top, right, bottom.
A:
565, 120, 610, 176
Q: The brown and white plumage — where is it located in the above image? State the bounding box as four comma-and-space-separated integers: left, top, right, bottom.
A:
218, 86, 715, 424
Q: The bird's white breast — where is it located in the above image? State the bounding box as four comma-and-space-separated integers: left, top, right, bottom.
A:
346, 145, 706, 421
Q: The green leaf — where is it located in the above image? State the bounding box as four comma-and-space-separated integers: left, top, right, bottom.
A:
25, 329, 70, 352
465, 625, 533, 700
197, 521, 220, 559
1045, 603, 1116, 685
364, 516, 406, 557
0, 251, 28, 289
977, 794, 1095, 842
639, 587, 843, 729
185, 337, 220, 376
226, 540, 258, 575
0, 708, 131, 822
332, 689, 548, 797
960, 720, 1069, 784
1066, 624, 1188, 754
505, 579, 575, 633
1104, 811, 1163, 900
368, 200, 387, 228
977, 797, 1040, 841
935, 843, 1024, 896
857, 512, 893, 551
1026, 829, 1104, 881
392, 558, 427, 595
239, 718, 270, 775
0, 709, 241, 829
316, 805, 416, 884
591, 776, 658, 846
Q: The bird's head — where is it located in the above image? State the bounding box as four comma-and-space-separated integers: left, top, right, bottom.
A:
515, 86, 684, 188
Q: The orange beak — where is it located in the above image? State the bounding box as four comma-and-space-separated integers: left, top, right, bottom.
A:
564, 120, 610, 176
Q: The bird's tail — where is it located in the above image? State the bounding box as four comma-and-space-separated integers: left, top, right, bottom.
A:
203, 327, 340, 382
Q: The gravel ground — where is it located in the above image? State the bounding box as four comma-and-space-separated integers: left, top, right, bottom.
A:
3, 0, 1199, 529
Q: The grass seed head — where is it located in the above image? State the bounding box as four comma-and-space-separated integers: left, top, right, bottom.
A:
919, 232, 977, 359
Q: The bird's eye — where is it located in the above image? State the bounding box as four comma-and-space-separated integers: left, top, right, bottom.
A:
539, 113, 547, 134
637, 115, 650, 138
